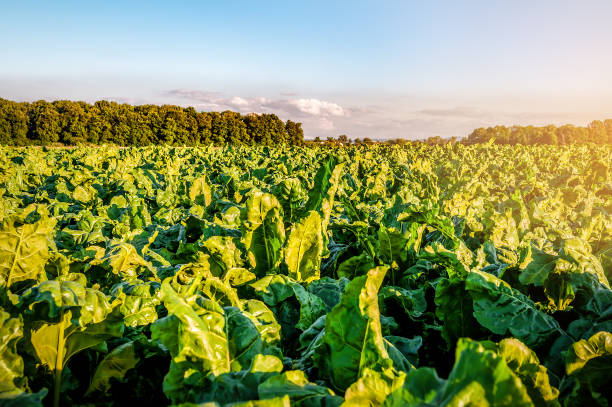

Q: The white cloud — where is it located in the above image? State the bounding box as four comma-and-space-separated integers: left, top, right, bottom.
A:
164, 89, 347, 119
286, 98, 345, 117
230, 96, 249, 106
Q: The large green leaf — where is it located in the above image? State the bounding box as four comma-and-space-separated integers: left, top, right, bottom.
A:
314, 267, 392, 391
438, 338, 533, 406
20, 278, 123, 407
497, 338, 560, 407
382, 367, 443, 406
384, 339, 534, 406
519, 246, 558, 286
0, 209, 55, 288
152, 280, 274, 403
153, 280, 231, 378
284, 211, 324, 282
189, 175, 213, 207
434, 278, 481, 347
466, 270, 561, 348
241, 191, 286, 276
304, 158, 344, 232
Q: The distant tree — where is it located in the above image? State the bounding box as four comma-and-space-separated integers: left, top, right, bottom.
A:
588, 120, 607, 144
605, 120, 612, 144
541, 125, 558, 145
0, 99, 29, 145
466, 128, 488, 144
285, 120, 304, 145
29, 101, 61, 144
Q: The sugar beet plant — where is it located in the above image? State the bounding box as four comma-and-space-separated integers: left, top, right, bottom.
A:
0, 143, 611, 406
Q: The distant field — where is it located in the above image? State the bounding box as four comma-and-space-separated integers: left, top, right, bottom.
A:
1, 144, 610, 406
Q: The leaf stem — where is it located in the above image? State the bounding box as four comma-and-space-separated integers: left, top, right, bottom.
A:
54, 310, 65, 407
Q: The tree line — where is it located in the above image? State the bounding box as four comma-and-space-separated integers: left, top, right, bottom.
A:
464, 121, 612, 145
1, 97, 611, 146
0, 98, 304, 146
313, 122, 612, 146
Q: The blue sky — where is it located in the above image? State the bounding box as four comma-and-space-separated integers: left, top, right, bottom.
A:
1, 0, 612, 139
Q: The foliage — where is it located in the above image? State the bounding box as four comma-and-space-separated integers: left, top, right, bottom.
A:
0, 142, 610, 406
0, 98, 304, 146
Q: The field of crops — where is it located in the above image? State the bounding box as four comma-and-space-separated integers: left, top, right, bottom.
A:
0, 143, 611, 407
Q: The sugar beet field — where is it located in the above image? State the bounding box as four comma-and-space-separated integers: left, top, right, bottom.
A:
0, 144, 611, 407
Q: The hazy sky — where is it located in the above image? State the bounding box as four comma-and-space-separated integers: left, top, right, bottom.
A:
1, 0, 612, 139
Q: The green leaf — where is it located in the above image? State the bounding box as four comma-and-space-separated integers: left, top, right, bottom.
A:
154, 280, 231, 378
189, 175, 213, 207
241, 299, 282, 345
519, 246, 558, 286
0, 311, 25, 394
97, 242, 154, 280
343, 367, 406, 407
153, 280, 274, 404
20, 278, 115, 326
111, 280, 161, 327
438, 338, 533, 406
419, 242, 469, 279
466, 270, 561, 348
497, 338, 560, 407
569, 272, 612, 320
566, 331, 612, 391
306, 277, 349, 312
230, 395, 290, 407
336, 252, 375, 280
383, 367, 443, 406
384, 336, 422, 367
86, 341, 140, 395
379, 285, 427, 320
200, 236, 244, 276
0, 209, 55, 288
314, 267, 392, 391
241, 191, 286, 276
258, 370, 342, 407
304, 158, 344, 233
434, 278, 481, 348
284, 211, 324, 282
20, 279, 123, 407
377, 223, 423, 269
0, 389, 47, 407
250, 274, 325, 336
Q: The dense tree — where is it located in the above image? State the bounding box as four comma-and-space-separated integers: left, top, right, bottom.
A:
29, 101, 61, 145
465, 120, 612, 145
285, 120, 304, 145
0, 99, 29, 145
0, 98, 304, 146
